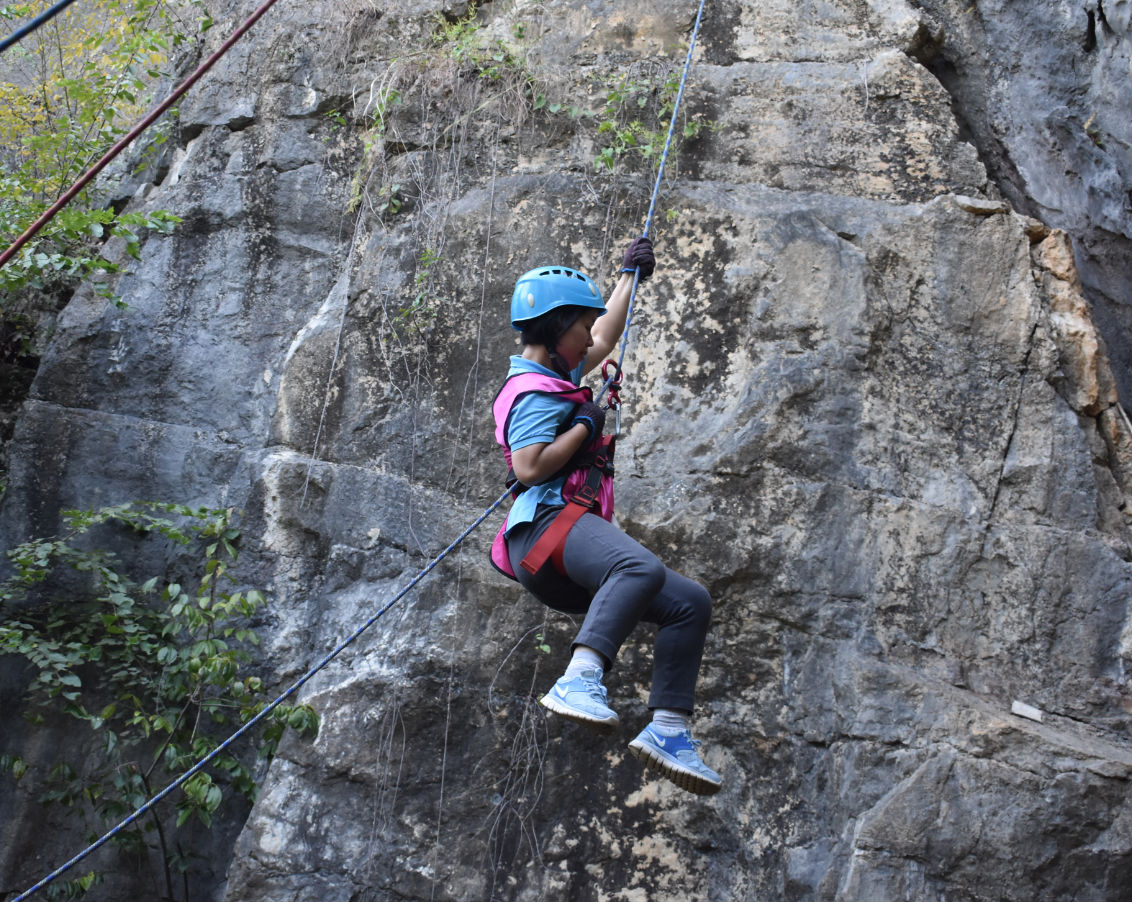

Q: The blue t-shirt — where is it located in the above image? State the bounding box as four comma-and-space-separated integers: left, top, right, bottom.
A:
504, 355, 585, 534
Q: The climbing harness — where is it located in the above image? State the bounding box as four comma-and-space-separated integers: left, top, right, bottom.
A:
490, 360, 620, 580
11, 0, 707, 896
488, 369, 617, 579
519, 433, 615, 576
0, 0, 81, 53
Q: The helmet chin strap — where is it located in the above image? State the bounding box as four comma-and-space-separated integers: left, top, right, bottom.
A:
548, 348, 573, 378
548, 311, 581, 377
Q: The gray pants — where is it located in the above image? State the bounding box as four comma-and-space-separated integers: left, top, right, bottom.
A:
506, 504, 712, 713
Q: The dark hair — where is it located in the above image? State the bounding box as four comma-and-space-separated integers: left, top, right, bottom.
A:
519, 305, 585, 350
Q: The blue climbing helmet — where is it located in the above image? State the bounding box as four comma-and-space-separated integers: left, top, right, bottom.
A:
510, 265, 605, 331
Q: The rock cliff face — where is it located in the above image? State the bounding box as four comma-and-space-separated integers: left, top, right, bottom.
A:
907, 0, 1132, 406
1, 1, 1130, 900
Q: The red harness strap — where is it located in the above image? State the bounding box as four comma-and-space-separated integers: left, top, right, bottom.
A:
519, 447, 610, 576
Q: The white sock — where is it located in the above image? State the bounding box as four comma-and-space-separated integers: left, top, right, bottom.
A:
563, 646, 605, 680
650, 709, 689, 736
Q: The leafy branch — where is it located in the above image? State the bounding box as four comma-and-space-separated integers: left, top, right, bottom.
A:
0, 0, 209, 307
0, 501, 318, 900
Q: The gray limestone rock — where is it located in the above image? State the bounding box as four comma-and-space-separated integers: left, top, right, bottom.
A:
904, 0, 1132, 407
0, 1, 1129, 901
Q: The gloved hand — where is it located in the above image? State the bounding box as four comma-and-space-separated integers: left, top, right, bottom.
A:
570, 400, 606, 441
621, 236, 655, 280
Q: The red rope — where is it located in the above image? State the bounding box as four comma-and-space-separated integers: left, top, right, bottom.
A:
0, 0, 285, 271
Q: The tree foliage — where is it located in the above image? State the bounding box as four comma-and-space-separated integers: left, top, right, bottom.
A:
0, 502, 318, 901
0, 0, 211, 303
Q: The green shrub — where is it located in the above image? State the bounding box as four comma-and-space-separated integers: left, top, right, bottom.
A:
0, 501, 318, 900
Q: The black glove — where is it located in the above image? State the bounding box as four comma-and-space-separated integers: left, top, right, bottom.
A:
621, 236, 655, 280
570, 400, 606, 442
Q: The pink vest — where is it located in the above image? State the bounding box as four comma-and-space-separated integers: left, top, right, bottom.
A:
489, 371, 615, 579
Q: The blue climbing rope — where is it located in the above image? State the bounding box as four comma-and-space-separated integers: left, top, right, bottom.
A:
0, 0, 81, 53
12, 1, 707, 896
598, 0, 708, 405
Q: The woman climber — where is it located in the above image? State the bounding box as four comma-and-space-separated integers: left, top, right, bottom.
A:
489, 236, 722, 796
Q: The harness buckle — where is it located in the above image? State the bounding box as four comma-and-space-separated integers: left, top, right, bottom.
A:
573, 483, 599, 508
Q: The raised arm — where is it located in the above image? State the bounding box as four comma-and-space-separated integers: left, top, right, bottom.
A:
582, 237, 655, 375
